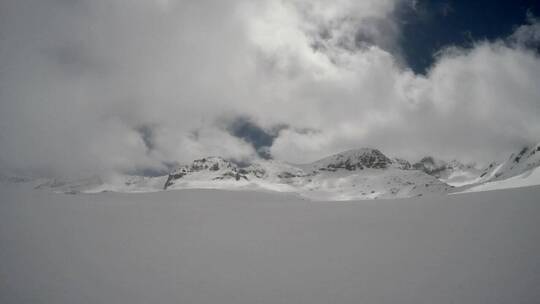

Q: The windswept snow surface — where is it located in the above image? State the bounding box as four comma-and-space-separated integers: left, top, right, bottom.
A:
1, 183, 540, 304
15, 174, 168, 194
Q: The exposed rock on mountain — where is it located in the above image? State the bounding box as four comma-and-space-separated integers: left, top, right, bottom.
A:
412, 157, 482, 186
460, 143, 540, 193
308, 148, 393, 172
162, 148, 451, 200
20, 142, 540, 201
478, 142, 540, 182
413, 157, 448, 177
392, 158, 412, 170
164, 157, 263, 189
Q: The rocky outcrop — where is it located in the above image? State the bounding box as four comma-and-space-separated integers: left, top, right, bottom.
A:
392, 158, 412, 170
412, 157, 448, 177
480, 142, 540, 182
163, 157, 260, 189
311, 148, 393, 172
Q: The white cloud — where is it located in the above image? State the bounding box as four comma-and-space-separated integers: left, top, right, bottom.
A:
270, 40, 540, 163
510, 12, 540, 47
0, 0, 539, 177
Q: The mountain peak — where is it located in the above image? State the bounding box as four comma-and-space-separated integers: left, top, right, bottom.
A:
310, 148, 392, 171
25, 143, 540, 200
485, 142, 540, 181
164, 157, 247, 189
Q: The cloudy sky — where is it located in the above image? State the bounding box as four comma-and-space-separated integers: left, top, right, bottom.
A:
1, 0, 539, 178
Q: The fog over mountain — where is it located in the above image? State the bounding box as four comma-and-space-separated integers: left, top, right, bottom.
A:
1, 0, 539, 178
3, 3, 540, 303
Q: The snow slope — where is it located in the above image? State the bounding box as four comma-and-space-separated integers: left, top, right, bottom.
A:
1, 183, 539, 304
29, 175, 167, 194
478, 142, 540, 182
163, 149, 451, 200
462, 166, 540, 193
452, 142, 540, 193
412, 157, 482, 187
291, 168, 450, 201
14, 143, 540, 200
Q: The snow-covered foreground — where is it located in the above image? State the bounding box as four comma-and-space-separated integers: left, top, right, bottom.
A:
1, 184, 540, 304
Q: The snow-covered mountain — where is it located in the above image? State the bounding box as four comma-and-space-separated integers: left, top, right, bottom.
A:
460, 142, 540, 193
412, 157, 482, 187
304, 148, 393, 171
10, 142, 540, 200
479, 143, 540, 182
410, 143, 540, 191
162, 149, 451, 200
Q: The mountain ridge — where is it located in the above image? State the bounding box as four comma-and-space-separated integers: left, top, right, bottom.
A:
9, 142, 540, 201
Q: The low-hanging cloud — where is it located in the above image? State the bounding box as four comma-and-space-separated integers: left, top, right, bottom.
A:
0, 0, 539, 178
